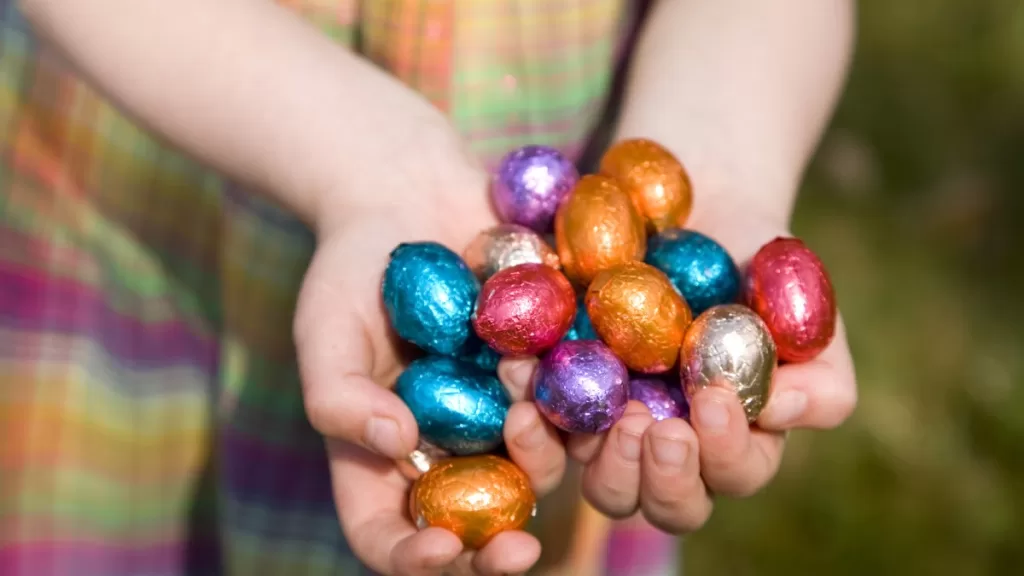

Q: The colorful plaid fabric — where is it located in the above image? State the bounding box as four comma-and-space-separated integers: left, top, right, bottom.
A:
0, 0, 677, 574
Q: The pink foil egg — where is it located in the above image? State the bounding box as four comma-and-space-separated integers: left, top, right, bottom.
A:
472, 263, 576, 356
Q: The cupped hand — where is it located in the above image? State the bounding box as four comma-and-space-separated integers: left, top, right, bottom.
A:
500, 210, 857, 535
293, 159, 566, 575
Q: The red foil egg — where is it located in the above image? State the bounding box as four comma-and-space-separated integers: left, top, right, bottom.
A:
744, 237, 837, 362
473, 263, 576, 356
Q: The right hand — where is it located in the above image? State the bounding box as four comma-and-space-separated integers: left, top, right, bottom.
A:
293, 136, 567, 575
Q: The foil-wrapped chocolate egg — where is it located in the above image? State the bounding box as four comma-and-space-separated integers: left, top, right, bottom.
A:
599, 138, 693, 232
409, 454, 536, 549
554, 175, 646, 286
744, 237, 837, 362
562, 297, 598, 341
395, 356, 510, 455
473, 263, 576, 356
630, 378, 688, 421
492, 146, 579, 232
586, 261, 692, 373
645, 229, 741, 315
681, 304, 777, 422
463, 223, 560, 280
383, 242, 479, 355
458, 335, 502, 373
532, 340, 629, 434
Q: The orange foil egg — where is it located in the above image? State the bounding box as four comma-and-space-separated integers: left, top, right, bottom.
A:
554, 175, 646, 287
409, 455, 536, 550
599, 138, 693, 232
586, 261, 693, 373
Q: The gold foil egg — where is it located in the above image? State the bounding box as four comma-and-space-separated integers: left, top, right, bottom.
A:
462, 223, 560, 280
680, 304, 777, 422
586, 261, 692, 373
409, 455, 536, 549
599, 138, 693, 232
554, 175, 647, 286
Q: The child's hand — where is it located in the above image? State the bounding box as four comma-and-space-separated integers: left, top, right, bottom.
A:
293, 157, 566, 575
502, 212, 857, 535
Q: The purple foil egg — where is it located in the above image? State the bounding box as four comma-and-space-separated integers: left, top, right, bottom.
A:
492, 146, 579, 233
532, 340, 629, 434
629, 378, 689, 421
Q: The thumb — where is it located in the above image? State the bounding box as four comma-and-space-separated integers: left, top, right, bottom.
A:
294, 272, 418, 460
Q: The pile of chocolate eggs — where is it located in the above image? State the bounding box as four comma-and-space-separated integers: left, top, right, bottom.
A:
381, 141, 837, 548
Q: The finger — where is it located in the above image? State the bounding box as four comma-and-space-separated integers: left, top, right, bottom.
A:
639, 418, 714, 533
472, 531, 542, 575
758, 318, 857, 431
581, 405, 653, 518
295, 267, 419, 459
689, 387, 786, 498
568, 401, 649, 464
504, 402, 566, 496
498, 356, 539, 402
327, 440, 462, 574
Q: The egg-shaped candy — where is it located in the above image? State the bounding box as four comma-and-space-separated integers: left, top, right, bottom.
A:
599, 138, 693, 232
463, 223, 561, 280
473, 263, 576, 356
630, 377, 688, 421
645, 229, 740, 316
458, 335, 503, 373
555, 175, 646, 286
586, 261, 692, 373
382, 242, 479, 355
410, 454, 536, 549
681, 304, 777, 422
491, 146, 579, 232
744, 237, 837, 362
562, 297, 598, 341
533, 340, 629, 434
395, 356, 510, 455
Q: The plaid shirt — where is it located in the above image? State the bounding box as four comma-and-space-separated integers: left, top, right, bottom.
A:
0, 0, 677, 573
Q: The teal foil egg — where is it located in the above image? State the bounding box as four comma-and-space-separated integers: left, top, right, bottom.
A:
383, 242, 480, 355
645, 229, 740, 315
395, 356, 510, 455
458, 335, 502, 373
563, 298, 598, 341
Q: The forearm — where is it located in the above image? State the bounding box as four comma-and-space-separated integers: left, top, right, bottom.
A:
20, 0, 460, 230
615, 0, 855, 228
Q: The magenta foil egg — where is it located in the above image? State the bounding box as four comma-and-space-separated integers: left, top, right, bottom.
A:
532, 340, 629, 434
491, 146, 579, 233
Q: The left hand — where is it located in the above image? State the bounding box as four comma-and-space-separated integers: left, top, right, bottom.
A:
498, 210, 858, 534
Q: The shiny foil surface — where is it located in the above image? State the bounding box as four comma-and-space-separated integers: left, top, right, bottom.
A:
491, 146, 579, 232
394, 356, 510, 455
554, 175, 647, 286
409, 454, 536, 549
744, 237, 837, 362
629, 378, 687, 421
681, 304, 777, 422
472, 263, 576, 356
383, 242, 479, 355
458, 335, 502, 373
397, 439, 452, 480
562, 297, 599, 341
463, 223, 561, 280
599, 138, 693, 232
532, 340, 629, 434
645, 229, 741, 316
586, 261, 692, 373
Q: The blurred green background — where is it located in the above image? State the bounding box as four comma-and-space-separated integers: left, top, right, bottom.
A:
686, 1, 1024, 574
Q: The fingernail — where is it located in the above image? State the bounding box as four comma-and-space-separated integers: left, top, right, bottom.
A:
768, 390, 807, 426
695, 395, 730, 436
651, 435, 688, 470
364, 417, 404, 458
618, 428, 643, 461
514, 415, 546, 451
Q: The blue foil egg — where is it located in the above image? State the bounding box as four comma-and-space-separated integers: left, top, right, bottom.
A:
563, 298, 598, 341
458, 335, 503, 373
395, 356, 511, 455
383, 242, 480, 355
645, 229, 740, 315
